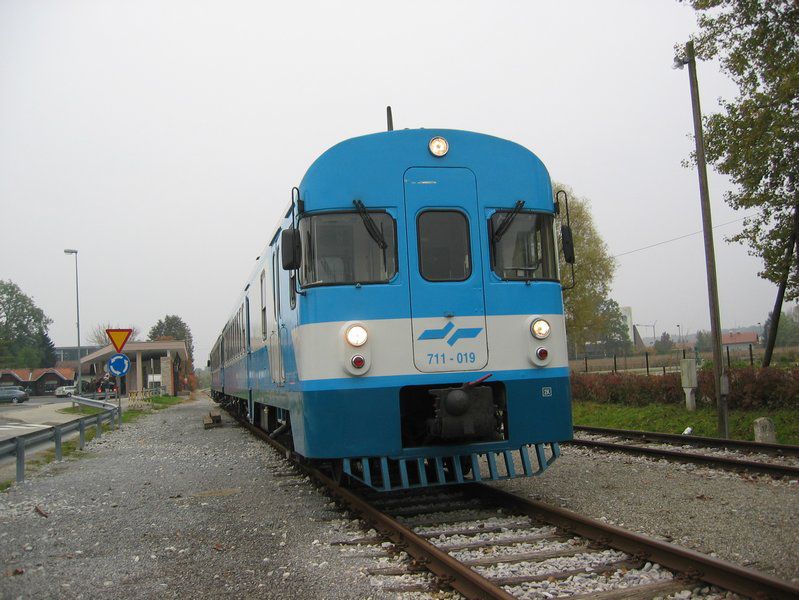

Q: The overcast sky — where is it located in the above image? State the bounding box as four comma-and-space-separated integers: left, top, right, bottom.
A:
1, 1, 791, 363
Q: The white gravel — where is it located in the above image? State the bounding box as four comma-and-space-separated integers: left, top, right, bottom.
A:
575, 432, 799, 468
0, 396, 380, 599
494, 444, 799, 582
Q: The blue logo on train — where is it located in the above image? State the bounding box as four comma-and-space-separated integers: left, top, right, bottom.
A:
418, 322, 483, 347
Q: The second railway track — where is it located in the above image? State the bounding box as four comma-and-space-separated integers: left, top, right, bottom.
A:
568, 426, 799, 479
221, 401, 799, 599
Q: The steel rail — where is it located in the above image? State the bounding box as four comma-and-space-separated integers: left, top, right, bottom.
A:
226, 408, 514, 600
222, 401, 799, 599
472, 484, 799, 600
567, 437, 799, 478
574, 425, 799, 456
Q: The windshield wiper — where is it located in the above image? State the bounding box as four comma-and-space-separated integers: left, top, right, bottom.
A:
493, 200, 526, 243
353, 199, 387, 249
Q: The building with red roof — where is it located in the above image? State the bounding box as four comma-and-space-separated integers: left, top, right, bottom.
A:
0, 368, 76, 395
721, 331, 759, 349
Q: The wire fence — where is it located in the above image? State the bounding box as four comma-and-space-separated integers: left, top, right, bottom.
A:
569, 344, 799, 374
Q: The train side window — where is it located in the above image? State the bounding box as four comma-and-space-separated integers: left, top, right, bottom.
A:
260, 270, 267, 339
417, 210, 471, 282
272, 251, 280, 320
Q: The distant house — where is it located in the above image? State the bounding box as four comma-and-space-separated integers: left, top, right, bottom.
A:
0, 368, 76, 395
721, 331, 759, 349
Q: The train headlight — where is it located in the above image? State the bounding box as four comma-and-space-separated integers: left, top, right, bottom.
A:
345, 325, 368, 347
428, 136, 449, 157
531, 319, 551, 339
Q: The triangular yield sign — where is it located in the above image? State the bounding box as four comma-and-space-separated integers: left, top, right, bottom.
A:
106, 329, 133, 353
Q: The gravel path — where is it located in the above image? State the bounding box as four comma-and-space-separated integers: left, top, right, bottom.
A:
0, 396, 377, 599
494, 444, 799, 583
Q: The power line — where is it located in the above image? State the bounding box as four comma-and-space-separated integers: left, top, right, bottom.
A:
613, 215, 750, 258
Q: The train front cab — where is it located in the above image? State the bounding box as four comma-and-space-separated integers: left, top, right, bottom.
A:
288, 130, 574, 491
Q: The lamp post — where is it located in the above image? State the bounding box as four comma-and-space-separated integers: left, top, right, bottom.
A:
64, 249, 82, 397
677, 324, 682, 346
674, 40, 729, 438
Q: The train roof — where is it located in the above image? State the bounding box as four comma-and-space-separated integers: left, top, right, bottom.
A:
299, 128, 553, 212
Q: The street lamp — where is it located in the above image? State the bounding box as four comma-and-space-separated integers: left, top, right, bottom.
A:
64, 249, 81, 397
674, 40, 729, 438
677, 324, 682, 346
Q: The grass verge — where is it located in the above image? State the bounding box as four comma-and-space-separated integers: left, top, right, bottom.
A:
572, 400, 799, 445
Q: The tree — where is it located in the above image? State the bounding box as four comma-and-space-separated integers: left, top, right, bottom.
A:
148, 315, 194, 362
680, 0, 799, 365
0, 280, 53, 368
88, 322, 141, 347
554, 184, 618, 355
596, 299, 632, 356
38, 331, 57, 367
695, 329, 713, 352
654, 332, 675, 355
762, 307, 799, 348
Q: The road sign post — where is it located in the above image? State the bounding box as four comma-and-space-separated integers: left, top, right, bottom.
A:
106, 329, 133, 425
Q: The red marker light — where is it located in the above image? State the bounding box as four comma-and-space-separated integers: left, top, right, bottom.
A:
351, 355, 366, 369
536, 347, 549, 360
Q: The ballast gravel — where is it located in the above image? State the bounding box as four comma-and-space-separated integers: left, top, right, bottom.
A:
495, 443, 799, 582
0, 396, 378, 599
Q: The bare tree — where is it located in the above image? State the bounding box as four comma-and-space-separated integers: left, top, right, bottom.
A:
88, 322, 141, 347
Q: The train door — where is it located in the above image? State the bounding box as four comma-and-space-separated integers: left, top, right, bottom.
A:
268, 247, 285, 385
245, 296, 254, 420
404, 167, 489, 373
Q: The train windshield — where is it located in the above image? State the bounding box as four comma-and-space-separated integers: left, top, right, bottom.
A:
490, 211, 557, 281
298, 212, 397, 286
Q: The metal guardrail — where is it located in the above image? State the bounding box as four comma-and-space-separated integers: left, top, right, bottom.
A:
0, 395, 121, 484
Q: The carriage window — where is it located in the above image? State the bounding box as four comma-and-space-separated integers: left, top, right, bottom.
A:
489, 211, 557, 281
418, 210, 471, 281
299, 212, 397, 286
260, 270, 267, 339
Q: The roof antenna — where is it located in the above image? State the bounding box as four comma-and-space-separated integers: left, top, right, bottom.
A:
386, 106, 394, 131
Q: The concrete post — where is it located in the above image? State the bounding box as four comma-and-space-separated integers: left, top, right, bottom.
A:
136, 351, 143, 392
753, 417, 777, 443
680, 358, 698, 412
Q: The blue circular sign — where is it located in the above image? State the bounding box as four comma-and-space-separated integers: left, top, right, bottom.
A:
108, 353, 131, 377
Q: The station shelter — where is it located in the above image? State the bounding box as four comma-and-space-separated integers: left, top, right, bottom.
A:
79, 340, 190, 396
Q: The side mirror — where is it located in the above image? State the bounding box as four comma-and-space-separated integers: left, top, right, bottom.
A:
281, 228, 301, 270
561, 225, 575, 264
206, 359, 211, 368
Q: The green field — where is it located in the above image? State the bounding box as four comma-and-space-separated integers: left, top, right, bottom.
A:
572, 400, 799, 445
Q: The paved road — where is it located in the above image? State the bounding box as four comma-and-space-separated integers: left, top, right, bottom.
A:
0, 395, 65, 409
0, 399, 83, 444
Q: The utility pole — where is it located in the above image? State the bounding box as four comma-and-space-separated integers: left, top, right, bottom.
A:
64, 249, 82, 398
675, 41, 729, 438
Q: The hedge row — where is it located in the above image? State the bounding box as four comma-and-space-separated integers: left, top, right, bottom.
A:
571, 367, 799, 410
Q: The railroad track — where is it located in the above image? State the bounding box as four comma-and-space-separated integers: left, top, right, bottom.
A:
568, 426, 799, 479
221, 403, 799, 599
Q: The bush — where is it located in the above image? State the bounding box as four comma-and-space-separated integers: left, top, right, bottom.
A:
697, 367, 799, 410
571, 367, 799, 410
571, 372, 682, 406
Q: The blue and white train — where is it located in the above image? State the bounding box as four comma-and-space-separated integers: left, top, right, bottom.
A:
210, 126, 575, 491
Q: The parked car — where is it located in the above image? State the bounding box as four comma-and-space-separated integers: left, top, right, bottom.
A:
0, 387, 29, 404
55, 385, 76, 398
